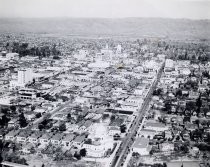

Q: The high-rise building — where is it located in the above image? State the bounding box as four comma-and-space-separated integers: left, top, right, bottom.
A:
18, 68, 33, 85
116, 44, 122, 54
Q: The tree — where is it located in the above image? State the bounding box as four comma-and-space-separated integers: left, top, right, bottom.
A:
110, 115, 116, 122
195, 119, 200, 128
79, 148, 87, 157
74, 152, 81, 160
120, 124, 127, 133
176, 136, 180, 141
113, 134, 120, 140
180, 144, 189, 153
132, 152, 140, 158
66, 113, 71, 121
164, 101, 172, 113
19, 113, 28, 128
35, 113, 42, 118
59, 123, 66, 131
102, 114, 109, 120
163, 162, 167, 167
1, 108, 9, 114
175, 89, 182, 97
186, 101, 196, 112
10, 106, 16, 113
196, 96, 202, 109
0, 114, 10, 127
202, 71, 210, 78
31, 105, 36, 111
38, 124, 44, 131
0, 153, 3, 163
18, 158, 28, 165
60, 96, 68, 102
153, 88, 163, 96
53, 56, 60, 60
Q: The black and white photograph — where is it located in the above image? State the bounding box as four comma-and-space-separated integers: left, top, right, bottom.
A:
0, 0, 210, 167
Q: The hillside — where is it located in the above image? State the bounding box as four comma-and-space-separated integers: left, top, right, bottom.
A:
0, 18, 210, 40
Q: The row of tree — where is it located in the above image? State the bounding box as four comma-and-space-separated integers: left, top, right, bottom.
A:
5, 42, 61, 59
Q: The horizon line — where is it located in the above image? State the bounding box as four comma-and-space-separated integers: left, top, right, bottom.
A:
0, 16, 209, 21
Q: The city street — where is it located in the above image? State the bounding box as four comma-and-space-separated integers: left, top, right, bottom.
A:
111, 64, 164, 167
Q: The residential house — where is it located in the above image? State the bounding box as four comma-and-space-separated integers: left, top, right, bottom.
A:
51, 133, 63, 146
16, 131, 31, 143
34, 107, 48, 114
39, 133, 53, 145
8, 118, 19, 128
5, 130, 19, 141
79, 120, 92, 131
21, 143, 34, 154
108, 126, 121, 136
52, 113, 67, 121
72, 135, 86, 148
28, 132, 42, 144
24, 111, 36, 121
61, 133, 75, 148
42, 103, 54, 110
66, 124, 79, 132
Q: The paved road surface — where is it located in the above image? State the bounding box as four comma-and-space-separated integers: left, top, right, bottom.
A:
111, 63, 164, 167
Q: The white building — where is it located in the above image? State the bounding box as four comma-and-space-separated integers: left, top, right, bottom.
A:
132, 137, 150, 155
5, 131, 18, 141
10, 68, 33, 89
18, 68, 33, 85
88, 60, 110, 70
83, 123, 114, 157
28, 133, 41, 144
61, 133, 75, 148
6, 53, 19, 59
116, 44, 122, 54
144, 122, 169, 132
18, 88, 36, 100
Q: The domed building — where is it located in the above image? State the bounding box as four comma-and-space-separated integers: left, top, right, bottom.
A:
83, 123, 114, 157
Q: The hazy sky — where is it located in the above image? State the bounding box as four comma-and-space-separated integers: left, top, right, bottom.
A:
0, 0, 209, 19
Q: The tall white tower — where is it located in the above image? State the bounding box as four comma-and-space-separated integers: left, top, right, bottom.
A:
116, 44, 122, 54
18, 68, 33, 85
105, 44, 109, 49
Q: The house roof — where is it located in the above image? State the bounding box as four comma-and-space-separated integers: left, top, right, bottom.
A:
109, 126, 120, 131
82, 120, 92, 128
51, 133, 63, 140
167, 161, 199, 167
29, 132, 42, 138
74, 135, 86, 143
62, 133, 75, 141
6, 130, 19, 137
17, 131, 31, 138
185, 123, 198, 130
40, 133, 53, 139
133, 137, 149, 149
145, 122, 166, 128
140, 129, 157, 134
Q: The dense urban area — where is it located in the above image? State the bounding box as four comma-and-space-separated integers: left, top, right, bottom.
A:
0, 33, 210, 167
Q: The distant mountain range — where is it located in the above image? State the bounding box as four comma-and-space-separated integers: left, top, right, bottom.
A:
0, 18, 210, 40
